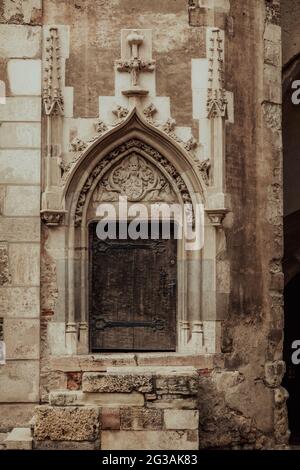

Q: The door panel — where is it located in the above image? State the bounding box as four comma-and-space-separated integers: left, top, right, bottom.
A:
89, 222, 177, 351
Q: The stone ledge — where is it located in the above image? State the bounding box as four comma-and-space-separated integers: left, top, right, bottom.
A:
82, 372, 153, 393
49, 390, 145, 407
49, 353, 217, 372
101, 430, 199, 450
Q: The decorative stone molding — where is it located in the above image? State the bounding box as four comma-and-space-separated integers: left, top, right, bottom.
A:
184, 136, 198, 152
69, 137, 87, 153
94, 119, 108, 135
74, 139, 193, 226
112, 105, 130, 124
143, 103, 157, 123
206, 209, 227, 227
116, 30, 155, 97
41, 210, 66, 226
198, 159, 211, 186
42, 28, 64, 116
207, 28, 227, 119
92, 153, 175, 203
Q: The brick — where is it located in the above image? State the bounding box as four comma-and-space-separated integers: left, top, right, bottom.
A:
101, 408, 120, 430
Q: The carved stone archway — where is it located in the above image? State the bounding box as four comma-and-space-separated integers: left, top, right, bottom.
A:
42, 108, 224, 358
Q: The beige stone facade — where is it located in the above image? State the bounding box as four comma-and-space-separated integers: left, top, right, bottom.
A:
0, 0, 289, 450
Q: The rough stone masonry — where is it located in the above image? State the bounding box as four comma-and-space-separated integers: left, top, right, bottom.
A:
0, 0, 289, 450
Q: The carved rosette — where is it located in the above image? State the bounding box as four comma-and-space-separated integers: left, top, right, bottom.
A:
74, 139, 194, 227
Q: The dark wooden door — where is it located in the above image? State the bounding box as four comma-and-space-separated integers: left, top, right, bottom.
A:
89, 222, 177, 351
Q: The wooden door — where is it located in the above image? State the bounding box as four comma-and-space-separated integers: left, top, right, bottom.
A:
89, 222, 177, 351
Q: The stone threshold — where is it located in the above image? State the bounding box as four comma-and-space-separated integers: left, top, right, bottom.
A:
49, 353, 223, 372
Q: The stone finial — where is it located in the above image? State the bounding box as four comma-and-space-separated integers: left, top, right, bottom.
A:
207, 28, 227, 119
43, 28, 64, 116
116, 30, 155, 97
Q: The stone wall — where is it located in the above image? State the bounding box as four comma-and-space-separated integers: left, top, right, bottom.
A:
0, 0, 42, 431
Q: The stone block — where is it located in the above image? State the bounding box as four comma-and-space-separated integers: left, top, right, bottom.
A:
146, 398, 198, 410
120, 408, 162, 430
101, 408, 120, 430
34, 440, 100, 450
4, 319, 39, 359
0, 218, 40, 243
0, 360, 39, 402
82, 372, 153, 393
0, 1, 42, 25
0, 404, 36, 432
4, 427, 32, 450
0, 150, 40, 184
265, 360, 286, 388
34, 406, 100, 441
164, 410, 199, 430
0, 286, 40, 318
101, 430, 199, 450
49, 354, 136, 372
0, 25, 41, 58
67, 372, 82, 391
49, 390, 145, 408
8, 59, 41, 95
4, 186, 40, 216
83, 392, 145, 408
0, 123, 41, 148
263, 24, 281, 44
136, 353, 214, 369
9, 243, 40, 286
155, 373, 199, 396
0, 97, 41, 121
0, 243, 11, 286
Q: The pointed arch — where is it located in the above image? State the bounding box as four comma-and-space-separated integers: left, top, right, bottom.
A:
62, 108, 207, 226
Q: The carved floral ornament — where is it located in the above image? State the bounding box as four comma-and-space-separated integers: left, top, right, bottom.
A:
93, 153, 175, 203
73, 139, 194, 227
63, 109, 210, 186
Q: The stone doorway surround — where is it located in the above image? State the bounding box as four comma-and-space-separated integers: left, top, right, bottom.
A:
40, 27, 231, 362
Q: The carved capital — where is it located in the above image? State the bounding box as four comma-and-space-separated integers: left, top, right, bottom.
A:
206, 209, 228, 227
41, 210, 66, 226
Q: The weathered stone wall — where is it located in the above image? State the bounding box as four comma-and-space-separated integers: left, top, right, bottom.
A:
0, 0, 42, 431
